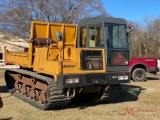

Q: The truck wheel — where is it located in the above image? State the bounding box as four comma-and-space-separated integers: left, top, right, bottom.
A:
132, 68, 146, 82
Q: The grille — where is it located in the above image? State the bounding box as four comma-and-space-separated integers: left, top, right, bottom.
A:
80, 50, 103, 70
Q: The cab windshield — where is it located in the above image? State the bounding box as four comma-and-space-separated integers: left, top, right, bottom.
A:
105, 24, 128, 49
79, 24, 129, 49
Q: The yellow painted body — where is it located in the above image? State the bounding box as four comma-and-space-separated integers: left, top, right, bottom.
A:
4, 21, 106, 81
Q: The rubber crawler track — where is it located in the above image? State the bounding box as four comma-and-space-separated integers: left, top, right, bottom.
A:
4, 68, 71, 110
94, 84, 121, 103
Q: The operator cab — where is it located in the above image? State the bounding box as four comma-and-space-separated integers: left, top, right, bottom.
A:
77, 17, 130, 72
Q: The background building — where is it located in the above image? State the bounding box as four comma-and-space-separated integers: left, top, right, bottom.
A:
0, 32, 28, 60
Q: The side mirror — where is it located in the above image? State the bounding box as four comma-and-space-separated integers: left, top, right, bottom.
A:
56, 32, 63, 41
126, 26, 134, 33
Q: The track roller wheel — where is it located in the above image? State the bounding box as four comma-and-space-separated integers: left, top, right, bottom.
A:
25, 86, 30, 97
29, 89, 35, 99
17, 84, 22, 93
14, 81, 19, 90
21, 85, 27, 95
39, 91, 47, 104
34, 90, 40, 101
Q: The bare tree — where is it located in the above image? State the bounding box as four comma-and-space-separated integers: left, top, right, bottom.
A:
0, 0, 109, 38
129, 17, 160, 58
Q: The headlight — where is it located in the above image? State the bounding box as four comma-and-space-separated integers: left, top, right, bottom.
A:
66, 78, 79, 83
118, 75, 128, 80
125, 61, 128, 64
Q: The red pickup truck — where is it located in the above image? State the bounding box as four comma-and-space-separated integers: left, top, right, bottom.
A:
130, 58, 159, 82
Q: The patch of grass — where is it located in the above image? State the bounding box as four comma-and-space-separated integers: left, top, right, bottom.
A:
0, 68, 6, 72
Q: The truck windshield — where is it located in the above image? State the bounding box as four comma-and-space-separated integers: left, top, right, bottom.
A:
105, 24, 128, 49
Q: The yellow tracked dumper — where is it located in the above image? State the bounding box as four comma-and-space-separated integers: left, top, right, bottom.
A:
4, 17, 132, 109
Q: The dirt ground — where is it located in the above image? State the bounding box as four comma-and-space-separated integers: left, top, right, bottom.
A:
1, 70, 160, 120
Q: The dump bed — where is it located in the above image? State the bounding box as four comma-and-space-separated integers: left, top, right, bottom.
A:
4, 47, 31, 68
4, 21, 77, 69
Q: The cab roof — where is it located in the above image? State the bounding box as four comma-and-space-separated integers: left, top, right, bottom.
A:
78, 16, 127, 26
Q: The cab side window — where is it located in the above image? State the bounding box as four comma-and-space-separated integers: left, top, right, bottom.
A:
80, 27, 87, 47
89, 26, 104, 47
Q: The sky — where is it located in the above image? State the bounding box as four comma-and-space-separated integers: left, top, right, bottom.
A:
102, 0, 160, 23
